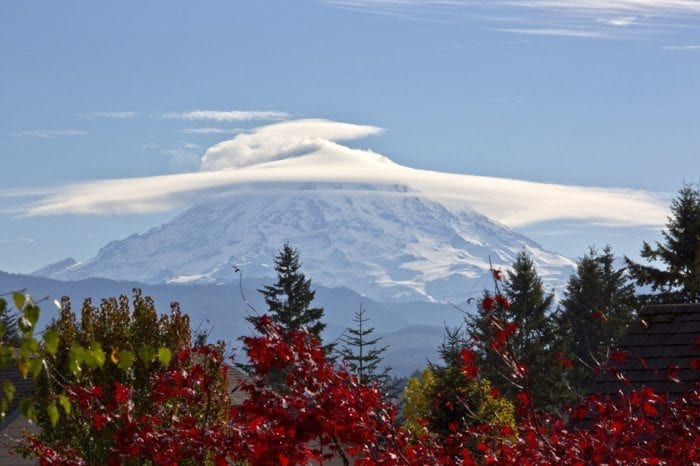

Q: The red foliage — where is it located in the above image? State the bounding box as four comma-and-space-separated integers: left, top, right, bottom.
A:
24, 307, 700, 466
460, 348, 480, 379
494, 293, 510, 310
481, 296, 495, 313
555, 352, 573, 368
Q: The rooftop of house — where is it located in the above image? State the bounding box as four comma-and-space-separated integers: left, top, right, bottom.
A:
591, 303, 700, 397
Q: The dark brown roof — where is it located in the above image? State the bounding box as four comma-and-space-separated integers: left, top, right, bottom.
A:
0, 365, 35, 431
591, 303, 700, 397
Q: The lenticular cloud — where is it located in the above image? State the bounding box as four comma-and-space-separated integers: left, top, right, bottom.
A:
15, 119, 669, 228
200, 119, 384, 170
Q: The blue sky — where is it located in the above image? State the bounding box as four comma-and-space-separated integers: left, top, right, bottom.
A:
1, 0, 698, 273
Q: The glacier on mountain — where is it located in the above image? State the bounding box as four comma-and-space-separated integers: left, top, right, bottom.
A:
36, 182, 574, 303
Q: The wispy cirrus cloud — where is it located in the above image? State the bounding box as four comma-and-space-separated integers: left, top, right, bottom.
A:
596, 16, 638, 27
163, 110, 289, 122
17, 130, 87, 138
661, 44, 700, 50
78, 111, 137, 119
495, 27, 608, 38
11, 119, 669, 229
178, 127, 244, 135
326, 0, 700, 38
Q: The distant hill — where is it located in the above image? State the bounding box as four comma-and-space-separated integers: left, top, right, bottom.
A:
1, 271, 458, 376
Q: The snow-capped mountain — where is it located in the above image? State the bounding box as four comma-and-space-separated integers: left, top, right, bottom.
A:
35, 182, 574, 303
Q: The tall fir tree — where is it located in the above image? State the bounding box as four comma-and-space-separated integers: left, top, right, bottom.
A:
248, 242, 327, 341
337, 304, 396, 398
625, 183, 700, 304
556, 246, 635, 397
468, 252, 566, 412
0, 297, 20, 346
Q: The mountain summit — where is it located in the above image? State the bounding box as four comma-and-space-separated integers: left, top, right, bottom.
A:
35, 182, 574, 302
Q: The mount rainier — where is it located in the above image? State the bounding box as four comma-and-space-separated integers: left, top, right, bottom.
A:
35, 182, 574, 303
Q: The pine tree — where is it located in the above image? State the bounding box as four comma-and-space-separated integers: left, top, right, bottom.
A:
625, 183, 700, 304
468, 252, 565, 411
337, 304, 396, 398
0, 298, 20, 345
556, 246, 635, 396
248, 242, 327, 340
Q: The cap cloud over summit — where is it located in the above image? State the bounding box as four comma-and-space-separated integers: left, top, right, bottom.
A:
20, 119, 668, 230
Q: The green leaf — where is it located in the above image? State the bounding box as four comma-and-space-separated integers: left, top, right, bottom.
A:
47, 403, 59, 427
12, 292, 27, 311
0, 297, 6, 314
84, 343, 106, 369
116, 350, 136, 371
20, 337, 40, 358
29, 358, 43, 378
22, 304, 40, 331
3, 380, 15, 402
0, 347, 12, 368
20, 398, 36, 421
138, 345, 156, 367
18, 359, 29, 379
157, 347, 172, 368
18, 303, 40, 335
43, 329, 59, 356
68, 345, 85, 378
57, 394, 71, 415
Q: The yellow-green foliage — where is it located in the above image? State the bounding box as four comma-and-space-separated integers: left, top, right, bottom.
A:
403, 367, 515, 437
403, 368, 437, 434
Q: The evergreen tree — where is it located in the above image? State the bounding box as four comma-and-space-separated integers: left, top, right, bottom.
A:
468, 252, 565, 412
0, 297, 20, 345
248, 243, 327, 340
625, 183, 700, 304
556, 246, 635, 396
337, 304, 396, 398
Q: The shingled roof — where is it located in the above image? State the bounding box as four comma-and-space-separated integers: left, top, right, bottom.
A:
591, 303, 700, 397
0, 365, 35, 431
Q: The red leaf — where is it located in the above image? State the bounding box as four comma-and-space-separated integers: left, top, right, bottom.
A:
610, 351, 628, 363
643, 402, 659, 417
460, 348, 476, 365
555, 352, 573, 368
516, 392, 530, 406
92, 414, 108, 430
494, 294, 510, 310
114, 382, 130, 404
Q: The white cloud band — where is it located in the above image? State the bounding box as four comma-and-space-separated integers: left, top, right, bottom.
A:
13, 119, 669, 229
163, 110, 289, 122
18, 130, 87, 138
